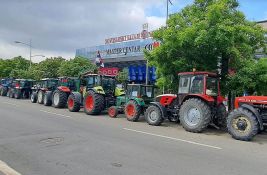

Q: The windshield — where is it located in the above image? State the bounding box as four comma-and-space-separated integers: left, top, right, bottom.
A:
102, 77, 115, 92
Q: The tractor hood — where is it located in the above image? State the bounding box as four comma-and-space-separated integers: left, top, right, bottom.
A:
235, 96, 267, 108
155, 94, 177, 107
236, 96, 267, 104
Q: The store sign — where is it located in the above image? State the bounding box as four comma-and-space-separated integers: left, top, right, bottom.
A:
105, 31, 153, 44
98, 67, 119, 76
106, 41, 160, 56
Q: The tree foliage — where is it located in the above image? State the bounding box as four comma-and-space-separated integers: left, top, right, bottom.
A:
228, 58, 267, 95
0, 56, 97, 80
146, 0, 266, 93
58, 56, 97, 77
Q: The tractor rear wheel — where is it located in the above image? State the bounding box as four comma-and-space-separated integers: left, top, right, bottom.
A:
31, 92, 37, 103
44, 91, 52, 106
227, 108, 258, 141
0, 87, 7, 96
68, 92, 81, 112
145, 105, 164, 126
37, 90, 44, 104
53, 90, 68, 108
124, 100, 141, 122
179, 98, 211, 133
14, 90, 21, 99
108, 106, 118, 118
84, 91, 104, 115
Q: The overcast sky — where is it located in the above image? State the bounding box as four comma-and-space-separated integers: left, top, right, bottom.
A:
0, 0, 266, 62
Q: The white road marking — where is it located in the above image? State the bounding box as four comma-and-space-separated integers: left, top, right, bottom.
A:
0, 160, 22, 175
40, 110, 72, 118
1, 102, 20, 107
123, 128, 222, 150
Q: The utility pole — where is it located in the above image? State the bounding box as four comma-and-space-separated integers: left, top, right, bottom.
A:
29, 39, 32, 68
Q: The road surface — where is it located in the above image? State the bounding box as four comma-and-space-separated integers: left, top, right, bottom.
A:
0, 96, 266, 175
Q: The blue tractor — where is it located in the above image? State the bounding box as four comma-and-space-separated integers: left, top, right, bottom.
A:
0, 78, 13, 96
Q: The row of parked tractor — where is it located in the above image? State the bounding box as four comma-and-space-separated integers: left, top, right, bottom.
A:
0, 71, 266, 141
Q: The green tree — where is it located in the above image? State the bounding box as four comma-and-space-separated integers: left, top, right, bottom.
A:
228, 58, 267, 96
146, 0, 266, 93
0, 56, 31, 78
33, 57, 66, 79
116, 68, 129, 84
58, 56, 97, 77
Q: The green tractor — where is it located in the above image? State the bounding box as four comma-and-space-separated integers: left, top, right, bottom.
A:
8, 79, 35, 99
31, 78, 59, 104
67, 73, 125, 115
43, 77, 80, 107
108, 84, 155, 122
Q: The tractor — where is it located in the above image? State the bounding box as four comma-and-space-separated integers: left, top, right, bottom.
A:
108, 84, 155, 122
43, 77, 80, 107
145, 71, 227, 133
30, 78, 59, 104
67, 73, 125, 114
8, 79, 35, 99
0, 78, 13, 96
227, 96, 267, 141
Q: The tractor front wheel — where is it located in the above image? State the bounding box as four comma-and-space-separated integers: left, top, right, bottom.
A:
44, 91, 52, 106
0, 87, 7, 96
37, 90, 44, 104
124, 100, 141, 122
108, 106, 118, 118
31, 92, 37, 103
179, 98, 211, 133
227, 108, 258, 141
53, 90, 68, 108
84, 91, 104, 115
68, 93, 81, 112
14, 90, 21, 99
145, 105, 164, 126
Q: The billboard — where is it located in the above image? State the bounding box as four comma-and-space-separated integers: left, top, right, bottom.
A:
76, 38, 160, 60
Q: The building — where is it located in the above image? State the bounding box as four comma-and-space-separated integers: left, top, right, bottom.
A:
257, 20, 267, 29
76, 31, 159, 69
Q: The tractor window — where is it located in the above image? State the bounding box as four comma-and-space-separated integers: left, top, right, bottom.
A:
131, 86, 139, 97
206, 77, 218, 96
141, 86, 153, 98
87, 77, 95, 88
190, 75, 204, 94
179, 76, 190, 93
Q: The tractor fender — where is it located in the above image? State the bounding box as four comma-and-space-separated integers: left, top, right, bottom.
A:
149, 102, 167, 119
129, 97, 145, 106
57, 86, 71, 93
240, 104, 264, 130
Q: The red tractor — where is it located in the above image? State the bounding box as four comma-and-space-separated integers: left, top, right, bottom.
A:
227, 96, 267, 141
145, 71, 227, 133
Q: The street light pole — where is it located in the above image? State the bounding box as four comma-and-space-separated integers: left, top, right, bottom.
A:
29, 39, 32, 68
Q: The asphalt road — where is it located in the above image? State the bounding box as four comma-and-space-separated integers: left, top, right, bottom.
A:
0, 96, 266, 175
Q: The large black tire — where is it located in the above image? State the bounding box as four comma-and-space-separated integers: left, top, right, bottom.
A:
227, 108, 259, 141
44, 91, 53, 106
179, 98, 211, 133
124, 100, 142, 122
14, 90, 21, 99
52, 90, 68, 108
145, 105, 164, 126
214, 104, 227, 129
37, 90, 44, 104
9, 90, 14, 98
0, 87, 8, 96
31, 92, 37, 103
108, 106, 119, 118
84, 91, 105, 115
68, 92, 81, 112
